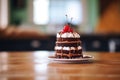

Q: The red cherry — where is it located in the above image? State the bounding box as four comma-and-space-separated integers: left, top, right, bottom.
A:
69, 28, 73, 32
63, 24, 70, 32
61, 24, 74, 33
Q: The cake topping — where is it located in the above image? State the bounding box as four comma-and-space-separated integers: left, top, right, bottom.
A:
62, 24, 73, 33
61, 15, 74, 33
57, 32, 80, 38
55, 46, 82, 50
61, 32, 74, 38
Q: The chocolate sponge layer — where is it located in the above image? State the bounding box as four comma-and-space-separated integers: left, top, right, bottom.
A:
56, 49, 82, 54
56, 41, 81, 47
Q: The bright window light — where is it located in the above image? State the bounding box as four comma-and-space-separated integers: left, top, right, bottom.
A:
33, 0, 49, 25
33, 0, 82, 25
66, 1, 82, 24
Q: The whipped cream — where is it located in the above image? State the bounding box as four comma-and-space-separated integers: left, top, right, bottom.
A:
78, 46, 82, 50
55, 46, 62, 50
55, 46, 82, 50
71, 47, 75, 50
63, 47, 70, 50
57, 32, 80, 38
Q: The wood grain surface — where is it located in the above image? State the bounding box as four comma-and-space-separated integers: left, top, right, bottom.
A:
0, 51, 120, 80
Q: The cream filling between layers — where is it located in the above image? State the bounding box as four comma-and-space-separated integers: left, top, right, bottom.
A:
57, 32, 80, 38
55, 46, 82, 50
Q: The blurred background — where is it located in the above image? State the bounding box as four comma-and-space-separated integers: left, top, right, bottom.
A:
0, 0, 120, 52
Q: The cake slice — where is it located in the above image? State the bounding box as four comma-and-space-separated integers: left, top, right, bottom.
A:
54, 24, 83, 58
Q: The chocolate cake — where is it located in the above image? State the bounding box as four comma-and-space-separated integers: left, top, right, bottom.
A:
54, 24, 83, 58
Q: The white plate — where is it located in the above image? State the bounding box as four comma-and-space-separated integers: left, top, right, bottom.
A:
48, 55, 94, 63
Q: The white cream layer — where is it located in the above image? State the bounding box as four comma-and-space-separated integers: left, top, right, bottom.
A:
55, 46, 82, 50
57, 32, 80, 38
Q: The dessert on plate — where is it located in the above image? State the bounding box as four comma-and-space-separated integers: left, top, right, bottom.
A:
54, 24, 83, 59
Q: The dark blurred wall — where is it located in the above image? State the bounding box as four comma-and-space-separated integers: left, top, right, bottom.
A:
9, 0, 28, 25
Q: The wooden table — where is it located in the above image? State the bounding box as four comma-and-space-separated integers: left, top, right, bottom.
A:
0, 51, 120, 80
